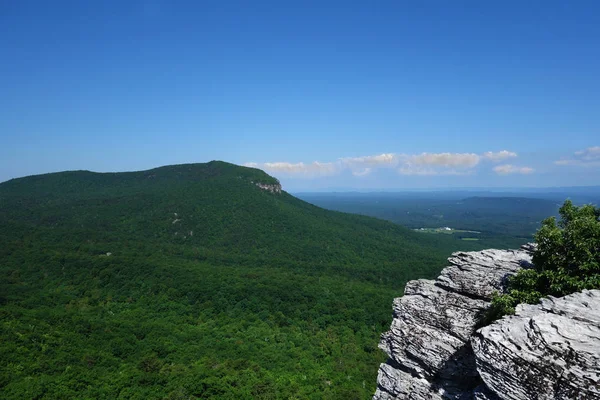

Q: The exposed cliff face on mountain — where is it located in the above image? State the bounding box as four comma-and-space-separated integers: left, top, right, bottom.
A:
253, 181, 282, 193
374, 244, 600, 400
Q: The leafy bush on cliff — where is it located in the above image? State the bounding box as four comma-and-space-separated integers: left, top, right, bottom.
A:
488, 200, 600, 320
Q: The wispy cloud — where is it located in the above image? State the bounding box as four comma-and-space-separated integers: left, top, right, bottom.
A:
340, 153, 397, 167
340, 153, 398, 176
398, 166, 474, 176
493, 164, 534, 175
247, 149, 522, 178
406, 152, 480, 168
481, 150, 517, 162
555, 146, 600, 166
395, 152, 480, 176
352, 168, 372, 177
244, 161, 338, 177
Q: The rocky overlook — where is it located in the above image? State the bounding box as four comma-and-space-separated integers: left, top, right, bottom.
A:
374, 244, 600, 400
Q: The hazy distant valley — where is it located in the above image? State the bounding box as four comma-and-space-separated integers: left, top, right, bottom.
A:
297, 190, 600, 250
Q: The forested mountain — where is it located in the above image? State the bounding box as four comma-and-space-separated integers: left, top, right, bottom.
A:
1, 161, 482, 399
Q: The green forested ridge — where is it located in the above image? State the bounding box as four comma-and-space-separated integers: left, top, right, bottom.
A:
1, 161, 483, 399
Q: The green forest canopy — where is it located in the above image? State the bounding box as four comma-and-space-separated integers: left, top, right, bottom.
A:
1, 161, 491, 399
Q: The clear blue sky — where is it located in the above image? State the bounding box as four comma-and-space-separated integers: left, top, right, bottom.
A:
1, 1, 599, 190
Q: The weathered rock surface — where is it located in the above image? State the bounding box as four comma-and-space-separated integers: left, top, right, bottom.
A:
472, 290, 600, 400
438, 249, 534, 301
375, 246, 533, 400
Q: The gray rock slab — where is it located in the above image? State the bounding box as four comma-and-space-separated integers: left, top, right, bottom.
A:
374, 246, 534, 399
472, 290, 600, 400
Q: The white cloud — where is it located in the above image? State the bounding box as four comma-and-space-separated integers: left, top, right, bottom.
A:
352, 168, 372, 177
575, 146, 600, 160
398, 166, 473, 176
482, 150, 517, 162
340, 153, 398, 167
406, 152, 481, 168
553, 159, 570, 166
265, 161, 338, 176
244, 161, 338, 178
340, 153, 397, 176
493, 164, 534, 175
246, 149, 519, 178
555, 146, 600, 166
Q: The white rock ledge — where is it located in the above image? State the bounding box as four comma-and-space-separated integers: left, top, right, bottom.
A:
374, 245, 533, 400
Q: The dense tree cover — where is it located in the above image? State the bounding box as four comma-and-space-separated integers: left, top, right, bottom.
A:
297, 193, 563, 249
487, 200, 600, 321
0, 162, 484, 399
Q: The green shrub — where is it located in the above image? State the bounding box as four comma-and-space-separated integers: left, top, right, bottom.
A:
487, 200, 600, 321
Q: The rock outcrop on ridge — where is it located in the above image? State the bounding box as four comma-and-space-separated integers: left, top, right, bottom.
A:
374, 246, 533, 400
374, 243, 600, 400
254, 182, 282, 193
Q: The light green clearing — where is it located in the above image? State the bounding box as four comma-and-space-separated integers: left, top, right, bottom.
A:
414, 227, 481, 235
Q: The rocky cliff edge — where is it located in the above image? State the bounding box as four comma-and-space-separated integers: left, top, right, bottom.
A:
374, 244, 600, 400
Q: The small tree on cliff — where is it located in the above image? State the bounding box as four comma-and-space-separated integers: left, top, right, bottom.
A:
487, 199, 600, 321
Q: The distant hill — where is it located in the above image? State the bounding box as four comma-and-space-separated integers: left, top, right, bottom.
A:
0, 161, 480, 399
297, 192, 562, 248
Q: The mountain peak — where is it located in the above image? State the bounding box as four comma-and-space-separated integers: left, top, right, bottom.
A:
0, 161, 282, 195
